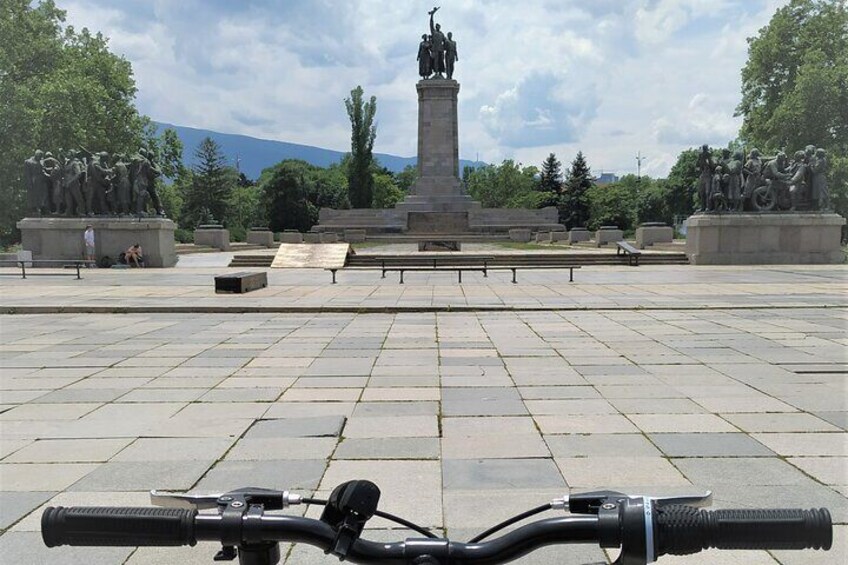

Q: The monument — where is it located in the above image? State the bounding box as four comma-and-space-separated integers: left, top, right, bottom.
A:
317, 8, 561, 237
17, 146, 177, 267
686, 143, 845, 264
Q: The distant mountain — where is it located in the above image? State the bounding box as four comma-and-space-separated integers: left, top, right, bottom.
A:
154, 122, 483, 180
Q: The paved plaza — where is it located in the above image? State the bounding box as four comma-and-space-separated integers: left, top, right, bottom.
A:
0, 263, 846, 564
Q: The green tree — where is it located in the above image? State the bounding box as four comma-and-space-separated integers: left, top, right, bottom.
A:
560, 152, 593, 228
182, 137, 236, 229
737, 0, 848, 151
586, 175, 639, 232
228, 184, 262, 241
395, 164, 418, 193
259, 160, 318, 233
0, 0, 146, 244
465, 160, 542, 208
372, 173, 404, 208
662, 148, 700, 220
537, 153, 563, 207
736, 0, 847, 232
345, 86, 377, 208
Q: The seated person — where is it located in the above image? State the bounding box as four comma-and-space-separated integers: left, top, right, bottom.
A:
124, 243, 145, 267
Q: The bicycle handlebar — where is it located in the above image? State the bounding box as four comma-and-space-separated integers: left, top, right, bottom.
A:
42, 502, 832, 564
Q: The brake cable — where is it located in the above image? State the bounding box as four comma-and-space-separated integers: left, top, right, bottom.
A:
303, 497, 438, 539
468, 503, 553, 543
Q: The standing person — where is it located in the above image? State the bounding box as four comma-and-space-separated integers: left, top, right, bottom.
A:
83, 225, 96, 266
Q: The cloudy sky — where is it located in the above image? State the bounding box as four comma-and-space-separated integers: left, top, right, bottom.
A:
60, 0, 786, 178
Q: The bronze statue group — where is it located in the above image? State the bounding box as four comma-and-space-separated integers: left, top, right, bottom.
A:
698, 144, 830, 213
417, 7, 458, 80
23, 147, 165, 218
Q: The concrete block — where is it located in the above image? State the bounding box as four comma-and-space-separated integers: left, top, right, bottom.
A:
535, 231, 550, 243
194, 227, 230, 251
509, 228, 531, 243
320, 232, 339, 243
246, 229, 275, 247
344, 229, 367, 243
685, 213, 846, 265
550, 232, 568, 242
303, 233, 321, 243
635, 225, 673, 249
17, 217, 177, 267
595, 227, 623, 247
567, 228, 592, 244
280, 231, 303, 244
418, 240, 461, 252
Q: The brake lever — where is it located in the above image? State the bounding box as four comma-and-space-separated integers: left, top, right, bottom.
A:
150, 488, 305, 511
552, 490, 712, 513
150, 490, 222, 510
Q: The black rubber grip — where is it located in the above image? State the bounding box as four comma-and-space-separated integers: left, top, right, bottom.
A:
655, 505, 832, 556
42, 506, 197, 547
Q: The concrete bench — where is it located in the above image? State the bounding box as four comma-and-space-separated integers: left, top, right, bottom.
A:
214, 271, 268, 293
616, 241, 642, 266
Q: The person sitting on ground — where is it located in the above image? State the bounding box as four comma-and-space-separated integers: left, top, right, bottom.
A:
124, 243, 144, 268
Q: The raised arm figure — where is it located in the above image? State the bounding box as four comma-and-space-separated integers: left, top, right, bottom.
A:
428, 7, 445, 77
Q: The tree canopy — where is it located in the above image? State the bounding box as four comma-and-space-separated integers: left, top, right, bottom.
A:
345, 86, 377, 208
559, 152, 593, 229
0, 0, 148, 244
737, 0, 848, 152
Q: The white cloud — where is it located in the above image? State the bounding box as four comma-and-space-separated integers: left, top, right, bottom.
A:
480, 71, 599, 148
57, 0, 789, 177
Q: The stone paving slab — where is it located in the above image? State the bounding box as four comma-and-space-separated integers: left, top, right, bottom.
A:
0, 264, 845, 312
0, 299, 846, 564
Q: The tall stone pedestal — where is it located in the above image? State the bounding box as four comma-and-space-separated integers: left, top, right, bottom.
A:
17, 217, 177, 267
685, 213, 845, 265
316, 79, 561, 235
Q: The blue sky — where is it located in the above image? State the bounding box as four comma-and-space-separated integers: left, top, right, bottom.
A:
60, 0, 787, 177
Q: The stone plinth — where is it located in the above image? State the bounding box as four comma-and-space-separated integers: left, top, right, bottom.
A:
281, 231, 303, 243
17, 217, 177, 267
344, 229, 366, 243
419, 240, 461, 252
595, 226, 623, 247
194, 226, 230, 251
247, 228, 275, 247
636, 224, 674, 249
509, 229, 531, 242
468, 207, 561, 233
686, 213, 846, 265
567, 228, 592, 244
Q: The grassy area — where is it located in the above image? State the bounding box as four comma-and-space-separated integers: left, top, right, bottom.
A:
492, 241, 559, 251
350, 241, 400, 251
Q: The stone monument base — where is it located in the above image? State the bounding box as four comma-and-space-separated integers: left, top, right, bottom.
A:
685, 213, 845, 265
17, 217, 177, 267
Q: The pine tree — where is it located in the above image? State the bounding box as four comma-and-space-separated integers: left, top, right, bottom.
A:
560, 151, 593, 229
345, 86, 377, 208
537, 153, 563, 208
183, 137, 234, 228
